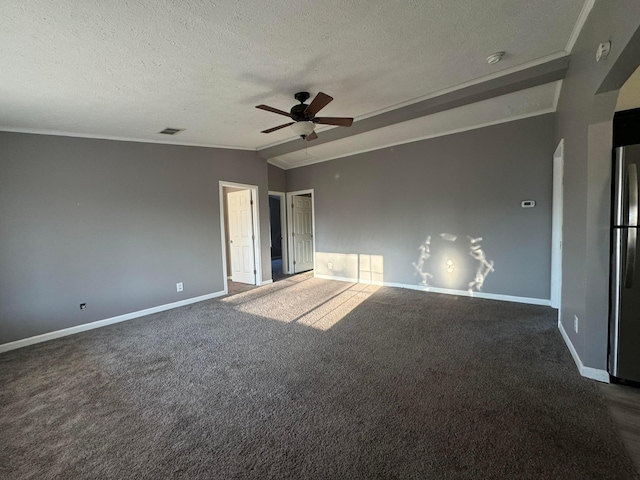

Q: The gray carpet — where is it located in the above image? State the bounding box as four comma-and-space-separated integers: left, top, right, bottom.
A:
1, 273, 638, 479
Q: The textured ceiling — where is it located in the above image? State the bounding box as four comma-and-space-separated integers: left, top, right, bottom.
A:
1, 0, 586, 150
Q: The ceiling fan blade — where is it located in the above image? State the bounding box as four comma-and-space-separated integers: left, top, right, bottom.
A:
306, 131, 318, 141
304, 92, 333, 117
314, 117, 354, 127
256, 105, 293, 118
261, 122, 295, 134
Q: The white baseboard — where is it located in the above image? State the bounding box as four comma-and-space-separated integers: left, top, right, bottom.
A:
314, 274, 550, 306
315, 274, 360, 284
557, 318, 610, 383
260, 279, 273, 285
0, 290, 226, 354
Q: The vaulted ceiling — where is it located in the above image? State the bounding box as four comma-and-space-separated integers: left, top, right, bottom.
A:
1, 1, 591, 166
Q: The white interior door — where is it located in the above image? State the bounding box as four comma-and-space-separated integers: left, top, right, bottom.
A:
228, 190, 256, 284
292, 194, 314, 273
551, 139, 564, 310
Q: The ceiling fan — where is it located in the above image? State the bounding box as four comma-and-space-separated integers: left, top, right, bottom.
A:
256, 91, 353, 141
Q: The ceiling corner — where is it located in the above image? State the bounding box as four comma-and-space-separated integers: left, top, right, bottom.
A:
565, 0, 596, 53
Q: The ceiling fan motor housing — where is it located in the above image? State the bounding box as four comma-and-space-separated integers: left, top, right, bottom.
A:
291, 92, 312, 121
290, 103, 310, 121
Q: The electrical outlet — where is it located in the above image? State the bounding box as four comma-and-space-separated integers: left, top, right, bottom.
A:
328, 262, 333, 270
80, 303, 87, 310
574, 315, 579, 333
176, 282, 183, 292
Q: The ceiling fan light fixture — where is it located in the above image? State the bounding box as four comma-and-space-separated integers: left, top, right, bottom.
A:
291, 121, 315, 137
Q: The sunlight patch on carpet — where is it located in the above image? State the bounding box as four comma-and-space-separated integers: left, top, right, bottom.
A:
228, 275, 380, 330
296, 285, 380, 330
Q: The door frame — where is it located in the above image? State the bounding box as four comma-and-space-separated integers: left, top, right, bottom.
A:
269, 191, 289, 275
551, 139, 564, 312
286, 189, 316, 274
219, 181, 263, 294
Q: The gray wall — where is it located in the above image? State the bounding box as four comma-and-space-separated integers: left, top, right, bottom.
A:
0, 132, 271, 344
287, 114, 556, 300
555, 0, 640, 369
268, 163, 287, 192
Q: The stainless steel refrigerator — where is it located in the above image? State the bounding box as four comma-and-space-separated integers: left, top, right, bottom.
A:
610, 145, 640, 383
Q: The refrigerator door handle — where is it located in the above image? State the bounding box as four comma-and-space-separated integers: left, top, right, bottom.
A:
624, 164, 638, 288
613, 148, 625, 226
628, 163, 638, 227
625, 228, 637, 288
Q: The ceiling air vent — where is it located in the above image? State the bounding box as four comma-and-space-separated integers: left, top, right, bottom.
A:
158, 127, 184, 135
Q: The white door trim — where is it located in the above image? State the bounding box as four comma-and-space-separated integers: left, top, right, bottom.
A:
219, 181, 263, 294
269, 191, 288, 274
551, 139, 564, 311
286, 189, 316, 274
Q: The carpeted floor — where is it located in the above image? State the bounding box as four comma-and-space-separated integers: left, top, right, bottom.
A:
1, 273, 638, 479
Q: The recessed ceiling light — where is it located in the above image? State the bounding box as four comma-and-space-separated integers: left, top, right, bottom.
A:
158, 127, 184, 135
487, 52, 505, 65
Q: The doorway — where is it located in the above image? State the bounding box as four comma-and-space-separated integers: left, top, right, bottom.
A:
269, 191, 288, 281
286, 189, 315, 274
219, 181, 262, 294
